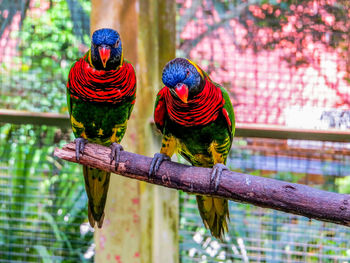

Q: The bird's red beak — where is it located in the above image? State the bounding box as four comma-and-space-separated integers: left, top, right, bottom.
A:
98, 46, 110, 68
175, 84, 189, 103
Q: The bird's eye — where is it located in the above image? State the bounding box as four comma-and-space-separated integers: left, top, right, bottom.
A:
114, 40, 120, 48
186, 69, 190, 77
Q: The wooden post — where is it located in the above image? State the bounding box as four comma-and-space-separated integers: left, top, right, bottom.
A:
90, 1, 177, 262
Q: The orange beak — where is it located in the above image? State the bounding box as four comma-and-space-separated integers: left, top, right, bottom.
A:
174, 83, 189, 103
98, 46, 110, 68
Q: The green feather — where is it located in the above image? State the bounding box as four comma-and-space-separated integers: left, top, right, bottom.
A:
219, 84, 235, 138
159, 77, 235, 239
83, 166, 110, 228
66, 54, 136, 228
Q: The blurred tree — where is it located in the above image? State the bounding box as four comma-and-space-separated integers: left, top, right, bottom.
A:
0, 0, 30, 38
0, 0, 90, 113
178, 0, 350, 107
66, 0, 90, 42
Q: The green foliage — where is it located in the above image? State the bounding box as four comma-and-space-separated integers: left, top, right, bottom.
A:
179, 137, 350, 262
180, 191, 350, 262
0, 0, 90, 113
335, 176, 350, 194
0, 123, 93, 262
33, 245, 54, 263
0, 0, 93, 261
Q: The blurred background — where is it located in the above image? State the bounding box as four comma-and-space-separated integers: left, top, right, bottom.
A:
1, 0, 350, 262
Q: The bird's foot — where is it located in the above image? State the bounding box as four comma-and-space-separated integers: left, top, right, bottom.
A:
148, 153, 170, 179
210, 163, 228, 192
109, 142, 124, 171
74, 138, 88, 162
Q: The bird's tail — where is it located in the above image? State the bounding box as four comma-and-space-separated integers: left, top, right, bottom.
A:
83, 165, 111, 228
196, 195, 229, 240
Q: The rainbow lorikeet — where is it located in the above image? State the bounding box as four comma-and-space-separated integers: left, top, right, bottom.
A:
149, 58, 235, 239
66, 28, 136, 228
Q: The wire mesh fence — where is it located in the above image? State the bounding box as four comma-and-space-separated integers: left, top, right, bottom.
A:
0, 0, 90, 113
181, 197, 350, 262
179, 137, 350, 263
0, 0, 93, 262
0, 123, 94, 262
177, 0, 350, 262
1, 0, 350, 262
176, 0, 350, 128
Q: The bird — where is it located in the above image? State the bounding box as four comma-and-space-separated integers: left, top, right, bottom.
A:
66, 28, 136, 228
148, 58, 235, 239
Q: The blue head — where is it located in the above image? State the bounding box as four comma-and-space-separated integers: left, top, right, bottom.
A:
162, 58, 203, 103
91, 28, 122, 70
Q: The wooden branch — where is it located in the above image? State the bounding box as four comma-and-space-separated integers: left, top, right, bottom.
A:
54, 142, 350, 227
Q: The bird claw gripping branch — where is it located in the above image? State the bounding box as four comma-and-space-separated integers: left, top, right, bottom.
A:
210, 163, 228, 192
109, 142, 124, 171
74, 138, 88, 162
148, 153, 171, 179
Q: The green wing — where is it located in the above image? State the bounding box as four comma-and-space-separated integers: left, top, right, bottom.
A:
201, 68, 234, 139
66, 60, 78, 116
66, 87, 72, 115
154, 88, 167, 132
223, 86, 235, 136
215, 83, 235, 140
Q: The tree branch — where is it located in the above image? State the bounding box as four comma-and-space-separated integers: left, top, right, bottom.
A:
54, 142, 350, 227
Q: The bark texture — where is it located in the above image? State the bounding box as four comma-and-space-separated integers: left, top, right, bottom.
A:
55, 142, 350, 227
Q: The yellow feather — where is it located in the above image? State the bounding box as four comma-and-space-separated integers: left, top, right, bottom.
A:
160, 135, 177, 157
214, 198, 225, 216
194, 139, 231, 239
203, 196, 213, 211
81, 131, 87, 139
83, 166, 110, 228
88, 50, 95, 68
208, 141, 225, 164
187, 59, 204, 79
70, 115, 87, 139
120, 50, 124, 67
70, 115, 84, 129
110, 120, 127, 143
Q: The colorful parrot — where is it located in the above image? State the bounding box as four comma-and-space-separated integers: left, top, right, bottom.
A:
66, 28, 136, 228
149, 58, 235, 239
